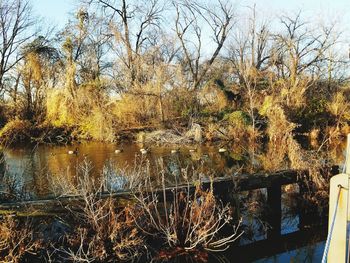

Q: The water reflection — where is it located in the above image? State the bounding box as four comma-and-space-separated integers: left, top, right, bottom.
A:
253, 241, 325, 263
0, 141, 334, 262
2, 142, 256, 199
1, 139, 348, 199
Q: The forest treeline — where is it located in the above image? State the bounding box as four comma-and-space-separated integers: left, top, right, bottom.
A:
0, 0, 349, 146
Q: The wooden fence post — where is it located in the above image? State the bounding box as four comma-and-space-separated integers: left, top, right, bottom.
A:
267, 183, 281, 239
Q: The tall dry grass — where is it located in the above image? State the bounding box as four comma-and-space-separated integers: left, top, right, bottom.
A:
45, 80, 116, 142
259, 100, 330, 190
259, 103, 307, 171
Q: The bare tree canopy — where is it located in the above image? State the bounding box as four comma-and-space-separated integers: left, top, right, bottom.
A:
0, 0, 37, 95
174, 0, 235, 89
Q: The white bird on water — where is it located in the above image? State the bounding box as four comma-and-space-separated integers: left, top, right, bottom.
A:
68, 147, 78, 155
218, 148, 227, 153
140, 148, 148, 154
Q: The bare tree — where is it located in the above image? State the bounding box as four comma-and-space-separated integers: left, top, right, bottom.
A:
272, 11, 338, 81
268, 11, 340, 106
60, 9, 112, 88
18, 36, 60, 120
228, 5, 271, 133
83, 0, 165, 88
0, 0, 36, 97
83, 0, 177, 123
174, 0, 234, 90
229, 5, 271, 81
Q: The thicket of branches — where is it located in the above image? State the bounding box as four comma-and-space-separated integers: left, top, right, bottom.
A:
0, 0, 349, 147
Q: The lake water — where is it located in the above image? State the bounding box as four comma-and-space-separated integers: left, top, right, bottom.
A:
0, 140, 343, 262
0, 140, 345, 199
1, 141, 262, 199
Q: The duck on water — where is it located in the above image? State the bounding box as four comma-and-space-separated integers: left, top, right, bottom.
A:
140, 148, 148, 154
68, 147, 78, 155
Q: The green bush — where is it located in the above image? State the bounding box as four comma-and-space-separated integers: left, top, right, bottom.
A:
223, 111, 252, 127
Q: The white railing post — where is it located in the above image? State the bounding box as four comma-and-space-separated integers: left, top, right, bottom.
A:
326, 134, 350, 263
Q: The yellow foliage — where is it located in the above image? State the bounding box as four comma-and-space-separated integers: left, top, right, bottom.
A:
46, 80, 116, 141
113, 95, 142, 127
0, 118, 32, 144
328, 91, 350, 120
25, 52, 43, 83
65, 62, 77, 97
46, 89, 76, 127
113, 92, 159, 128
259, 96, 274, 116
79, 106, 115, 141
260, 104, 308, 172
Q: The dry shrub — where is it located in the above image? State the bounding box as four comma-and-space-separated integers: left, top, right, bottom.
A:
61, 199, 143, 262
54, 159, 144, 262
317, 121, 343, 156
0, 118, 32, 145
113, 94, 159, 128
46, 82, 116, 141
260, 104, 307, 171
132, 171, 242, 254
75, 82, 115, 141
261, 101, 328, 189
239, 189, 269, 240
205, 122, 222, 141
288, 156, 330, 218
47, 158, 145, 197
223, 111, 252, 142
165, 87, 198, 119
113, 79, 168, 128
48, 159, 242, 261
242, 190, 267, 217
0, 173, 29, 201
327, 91, 350, 122
278, 77, 309, 108
341, 123, 350, 135
0, 216, 41, 262
287, 136, 308, 170
113, 95, 142, 127
199, 83, 228, 113
309, 128, 320, 147
47, 169, 78, 197
324, 91, 350, 141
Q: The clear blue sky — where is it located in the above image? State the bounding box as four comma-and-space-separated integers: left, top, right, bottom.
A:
30, 0, 350, 61
251, 0, 350, 11
31, 0, 76, 28
251, 0, 350, 24
31, 0, 350, 27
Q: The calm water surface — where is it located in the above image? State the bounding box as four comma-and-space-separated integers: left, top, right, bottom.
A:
0, 140, 344, 262
1, 140, 346, 199
2, 142, 258, 199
